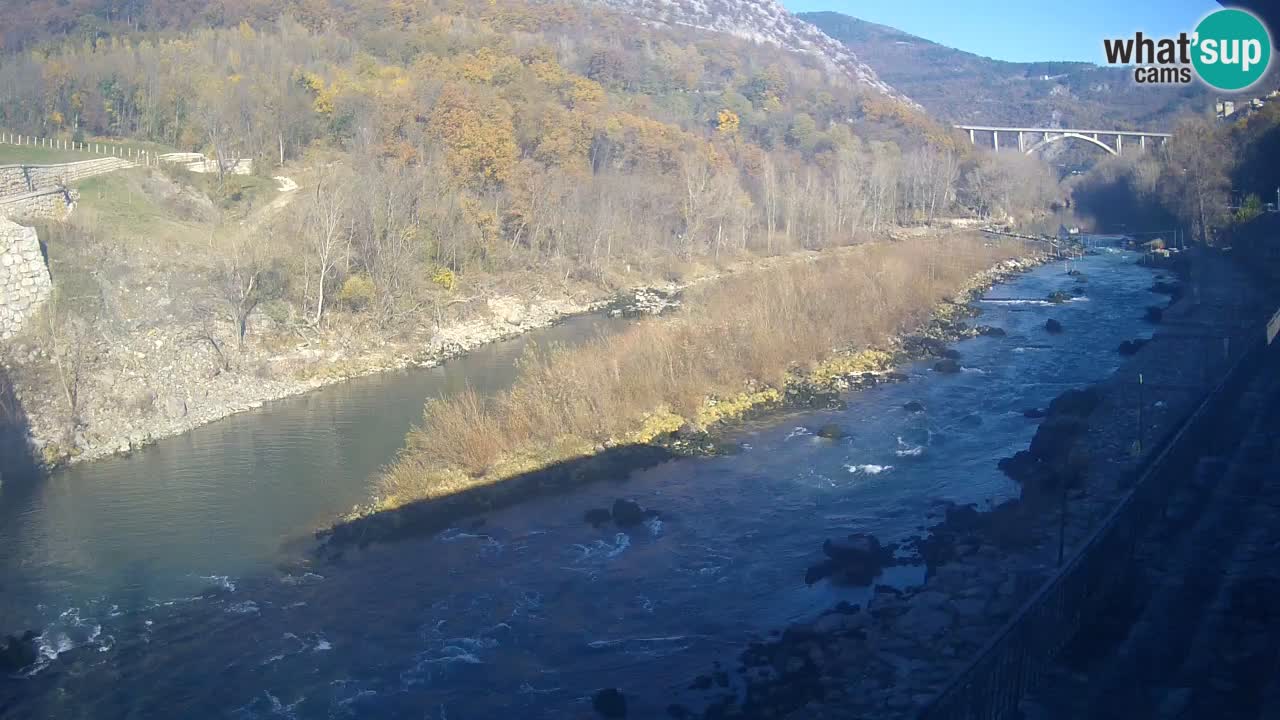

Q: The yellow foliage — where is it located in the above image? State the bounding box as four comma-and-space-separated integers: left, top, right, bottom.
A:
694, 388, 781, 427
564, 76, 604, 109
715, 108, 740, 134
809, 349, 896, 385
431, 267, 457, 291
337, 274, 376, 311
431, 84, 519, 185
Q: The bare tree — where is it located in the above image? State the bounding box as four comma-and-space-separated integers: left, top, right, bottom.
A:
211, 229, 282, 350
41, 292, 95, 442
301, 167, 351, 326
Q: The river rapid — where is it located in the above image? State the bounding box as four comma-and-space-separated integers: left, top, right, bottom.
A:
0, 244, 1164, 719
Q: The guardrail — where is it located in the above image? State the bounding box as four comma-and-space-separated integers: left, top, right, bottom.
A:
917, 321, 1272, 720
0, 131, 157, 166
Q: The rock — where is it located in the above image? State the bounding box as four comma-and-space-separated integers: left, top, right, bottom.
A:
818, 533, 892, 586
1118, 338, 1149, 356
1047, 387, 1101, 417
162, 396, 187, 419
940, 349, 962, 360
1069, 287, 1086, 297
813, 610, 869, 635
976, 325, 1006, 337
898, 604, 952, 639
1144, 305, 1164, 323
0, 631, 38, 672
1046, 290, 1072, 304
932, 359, 961, 374
584, 508, 612, 528
1022, 408, 1047, 419
1044, 318, 1063, 334
815, 423, 845, 440
952, 597, 987, 617
901, 335, 949, 358
610, 499, 646, 528
903, 401, 925, 413
1066, 269, 1083, 277
593, 688, 627, 718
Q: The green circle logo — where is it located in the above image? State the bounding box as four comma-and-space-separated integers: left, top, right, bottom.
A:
1192, 9, 1272, 91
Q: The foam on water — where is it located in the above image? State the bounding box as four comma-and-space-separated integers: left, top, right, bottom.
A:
784, 426, 811, 440
226, 600, 260, 615
200, 575, 237, 593
844, 463, 893, 475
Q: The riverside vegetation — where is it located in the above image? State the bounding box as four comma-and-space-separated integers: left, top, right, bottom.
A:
0, 0, 1065, 468
373, 232, 1030, 514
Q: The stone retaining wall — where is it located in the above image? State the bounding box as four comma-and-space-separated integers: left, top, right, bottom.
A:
0, 158, 136, 198
0, 217, 52, 340
0, 187, 77, 222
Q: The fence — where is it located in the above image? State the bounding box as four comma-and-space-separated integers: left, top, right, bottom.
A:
917, 321, 1273, 720
0, 131, 158, 166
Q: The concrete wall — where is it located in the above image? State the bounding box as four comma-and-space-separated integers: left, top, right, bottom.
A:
0, 187, 77, 222
0, 217, 52, 340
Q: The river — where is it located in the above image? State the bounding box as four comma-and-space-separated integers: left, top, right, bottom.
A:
0, 244, 1163, 719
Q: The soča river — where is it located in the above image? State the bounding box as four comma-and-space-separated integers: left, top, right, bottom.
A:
1, 241, 1163, 719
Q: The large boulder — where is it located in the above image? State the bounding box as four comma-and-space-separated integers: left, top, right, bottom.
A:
1046, 290, 1072, 304
807, 533, 894, 586
593, 688, 627, 718
610, 499, 646, 528
584, 508, 612, 528
815, 423, 846, 440
903, 401, 925, 413
0, 631, 38, 673
976, 325, 1007, 337
1044, 318, 1064, 334
933, 358, 961, 374
1046, 387, 1101, 418
1118, 338, 1149, 356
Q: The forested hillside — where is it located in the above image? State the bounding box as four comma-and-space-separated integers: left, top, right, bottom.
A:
0, 0, 1061, 462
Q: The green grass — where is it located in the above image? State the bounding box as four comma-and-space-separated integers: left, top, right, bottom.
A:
72, 169, 205, 248
0, 144, 90, 165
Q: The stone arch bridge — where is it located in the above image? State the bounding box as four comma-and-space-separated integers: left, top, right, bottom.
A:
955, 125, 1172, 156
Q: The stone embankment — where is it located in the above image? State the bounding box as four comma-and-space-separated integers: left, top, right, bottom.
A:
0, 218, 52, 341
666, 250, 1269, 720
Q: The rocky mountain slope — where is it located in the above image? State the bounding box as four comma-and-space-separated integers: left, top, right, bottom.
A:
593, 0, 912, 103
800, 10, 1212, 129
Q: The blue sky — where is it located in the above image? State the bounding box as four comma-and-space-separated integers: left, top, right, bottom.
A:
783, 0, 1224, 63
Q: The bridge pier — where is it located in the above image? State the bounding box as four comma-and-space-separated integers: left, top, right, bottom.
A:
1117, 134, 1123, 155
1018, 131, 1025, 152
993, 130, 999, 152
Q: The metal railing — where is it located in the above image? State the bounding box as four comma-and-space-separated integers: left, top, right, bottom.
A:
917, 324, 1272, 720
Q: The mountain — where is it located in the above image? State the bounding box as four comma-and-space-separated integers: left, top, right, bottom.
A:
799, 10, 1211, 130
592, 0, 911, 102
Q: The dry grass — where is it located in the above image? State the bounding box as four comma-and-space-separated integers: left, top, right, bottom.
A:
376, 233, 1022, 510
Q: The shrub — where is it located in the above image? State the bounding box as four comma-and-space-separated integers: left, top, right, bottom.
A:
337, 274, 376, 311
431, 267, 457, 291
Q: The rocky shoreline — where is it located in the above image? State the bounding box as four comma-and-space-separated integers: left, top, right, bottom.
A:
655, 249, 1270, 720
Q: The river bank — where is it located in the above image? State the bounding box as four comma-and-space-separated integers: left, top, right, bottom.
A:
323, 236, 1050, 551
2, 242, 858, 470
1, 240, 1187, 720
662, 248, 1270, 719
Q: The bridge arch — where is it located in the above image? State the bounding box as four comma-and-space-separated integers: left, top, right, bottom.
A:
1024, 132, 1117, 156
